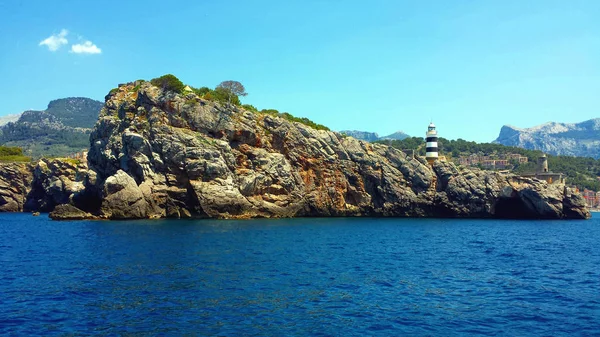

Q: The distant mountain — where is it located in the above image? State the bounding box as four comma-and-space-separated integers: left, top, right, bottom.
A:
0, 97, 103, 158
0, 113, 22, 127
340, 130, 410, 142
494, 118, 600, 158
379, 131, 410, 141
340, 130, 380, 142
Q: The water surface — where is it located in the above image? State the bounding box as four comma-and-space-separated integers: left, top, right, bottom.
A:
1, 214, 599, 335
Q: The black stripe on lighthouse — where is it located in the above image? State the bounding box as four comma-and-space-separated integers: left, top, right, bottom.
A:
426, 147, 438, 152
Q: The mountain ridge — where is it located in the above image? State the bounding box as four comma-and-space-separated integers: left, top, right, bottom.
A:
340, 130, 410, 142
494, 118, 600, 158
0, 97, 103, 157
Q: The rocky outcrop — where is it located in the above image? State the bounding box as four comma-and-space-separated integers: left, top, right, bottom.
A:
0, 163, 32, 212
495, 119, 600, 158
47, 81, 589, 220
24, 159, 87, 212
0, 158, 87, 213
49, 204, 95, 220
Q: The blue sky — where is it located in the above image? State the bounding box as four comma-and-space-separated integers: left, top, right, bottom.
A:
1, 0, 599, 142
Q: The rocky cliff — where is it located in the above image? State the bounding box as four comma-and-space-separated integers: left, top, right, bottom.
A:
0, 159, 87, 213
0, 163, 32, 212
495, 119, 600, 158
43, 81, 588, 220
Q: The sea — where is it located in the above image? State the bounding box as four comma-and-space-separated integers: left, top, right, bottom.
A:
0, 213, 599, 336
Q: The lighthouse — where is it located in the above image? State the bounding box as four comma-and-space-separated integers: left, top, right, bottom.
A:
425, 122, 438, 164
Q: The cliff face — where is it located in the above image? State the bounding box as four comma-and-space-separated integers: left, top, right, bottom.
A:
25, 159, 87, 212
0, 163, 32, 212
45, 82, 588, 220
495, 119, 600, 158
0, 159, 86, 213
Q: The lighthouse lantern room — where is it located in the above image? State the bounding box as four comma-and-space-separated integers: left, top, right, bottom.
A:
425, 122, 439, 165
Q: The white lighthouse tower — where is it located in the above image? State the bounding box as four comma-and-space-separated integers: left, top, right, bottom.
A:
425, 122, 439, 165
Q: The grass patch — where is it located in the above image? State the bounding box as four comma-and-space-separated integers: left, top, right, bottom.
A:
0, 155, 32, 163
258, 109, 330, 131
196, 134, 216, 146
61, 158, 82, 165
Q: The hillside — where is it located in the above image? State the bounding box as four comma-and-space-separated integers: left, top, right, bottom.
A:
0, 97, 103, 157
494, 119, 600, 158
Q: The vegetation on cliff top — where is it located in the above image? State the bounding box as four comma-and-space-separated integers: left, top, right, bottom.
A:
0, 145, 31, 162
258, 109, 330, 131
147, 74, 330, 132
150, 74, 186, 94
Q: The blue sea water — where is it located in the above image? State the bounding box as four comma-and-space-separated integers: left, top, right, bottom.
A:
0, 214, 599, 336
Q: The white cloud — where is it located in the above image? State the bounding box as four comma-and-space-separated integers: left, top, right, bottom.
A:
39, 29, 69, 51
70, 41, 102, 54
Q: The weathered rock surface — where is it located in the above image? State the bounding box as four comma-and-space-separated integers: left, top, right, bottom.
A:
0, 163, 32, 212
0, 158, 87, 213
44, 81, 589, 220
49, 204, 95, 220
25, 159, 87, 212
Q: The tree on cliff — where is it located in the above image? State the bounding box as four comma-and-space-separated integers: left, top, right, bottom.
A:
150, 74, 185, 94
216, 80, 247, 104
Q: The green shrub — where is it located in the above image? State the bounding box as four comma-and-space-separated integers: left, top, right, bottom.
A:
192, 86, 211, 96
259, 109, 279, 115
214, 87, 241, 105
0, 146, 24, 157
0, 155, 31, 162
201, 87, 241, 105
185, 97, 198, 105
242, 104, 258, 112
150, 74, 185, 94
258, 109, 329, 131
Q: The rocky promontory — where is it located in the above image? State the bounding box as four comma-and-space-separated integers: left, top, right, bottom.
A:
37, 81, 588, 220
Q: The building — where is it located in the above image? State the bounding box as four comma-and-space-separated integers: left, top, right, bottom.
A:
481, 160, 495, 169
582, 189, 598, 208
425, 122, 438, 164
521, 154, 565, 184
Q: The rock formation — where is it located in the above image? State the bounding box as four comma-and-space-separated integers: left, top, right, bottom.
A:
42, 81, 588, 220
0, 163, 32, 212
25, 159, 87, 212
0, 159, 87, 213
